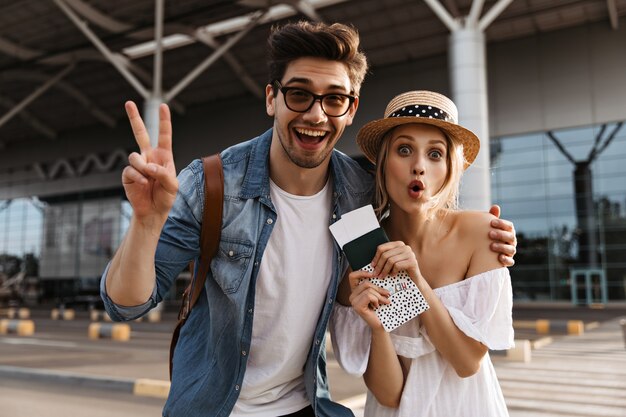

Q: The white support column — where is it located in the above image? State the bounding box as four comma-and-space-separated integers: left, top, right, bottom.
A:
450, 28, 491, 210
144, 0, 165, 147
143, 97, 161, 148
424, 0, 513, 210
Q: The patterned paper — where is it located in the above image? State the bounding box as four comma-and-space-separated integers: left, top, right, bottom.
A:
361, 264, 430, 332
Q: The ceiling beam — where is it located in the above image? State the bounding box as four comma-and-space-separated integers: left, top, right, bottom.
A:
63, 0, 132, 33
58, 0, 264, 101
0, 96, 57, 140
424, 0, 461, 31
125, 23, 266, 99
479, 0, 515, 31
442, 0, 461, 18
0, 65, 74, 130
607, 0, 619, 30
39, 49, 104, 65
0, 36, 42, 60
53, 0, 151, 99
285, 0, 322, 21
165, 10, 266, 103
7, 0, 347, 103
121, 60, 186, 114
468, 0, 485, 26
192, 30, 264, 99
2, 70, 116, 128
40, 48, 188, 114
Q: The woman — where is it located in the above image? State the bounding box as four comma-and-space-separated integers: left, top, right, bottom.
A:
330, 91, 513, 416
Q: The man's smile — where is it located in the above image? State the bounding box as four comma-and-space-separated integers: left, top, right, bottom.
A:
293, 127, 329, 150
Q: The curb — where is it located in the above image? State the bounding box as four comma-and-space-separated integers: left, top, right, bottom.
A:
134, 378, 171, 398
0, 365, 170, 399
530, 336, 553, 349
513, 319, 590, 335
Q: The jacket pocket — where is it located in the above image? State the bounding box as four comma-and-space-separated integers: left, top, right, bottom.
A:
210, 238, 254, 294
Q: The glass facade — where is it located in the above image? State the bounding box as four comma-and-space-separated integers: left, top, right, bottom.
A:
2, 121, 625, 305
0, 194, 130, 302
0, 198, 44, 259
490, 121, 626, 303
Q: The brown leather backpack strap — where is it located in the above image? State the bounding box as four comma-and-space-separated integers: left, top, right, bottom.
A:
170, 154, 223, 379
178, 154, 223, 320
190, 154, 224, 308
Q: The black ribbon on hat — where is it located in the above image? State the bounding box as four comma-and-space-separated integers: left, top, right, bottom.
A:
389, 105, 452, 122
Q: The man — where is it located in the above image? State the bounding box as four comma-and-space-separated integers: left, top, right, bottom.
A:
101, 21, 516, 417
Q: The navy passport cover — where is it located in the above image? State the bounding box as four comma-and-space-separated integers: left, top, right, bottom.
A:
343, 227, 389, 271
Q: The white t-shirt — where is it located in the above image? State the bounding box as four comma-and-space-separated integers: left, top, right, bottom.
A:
231, 179, 333, 417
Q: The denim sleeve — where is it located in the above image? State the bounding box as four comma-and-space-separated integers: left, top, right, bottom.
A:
154, 160, 204, 302
100, 262, 157, 321
99, 160, 204, 320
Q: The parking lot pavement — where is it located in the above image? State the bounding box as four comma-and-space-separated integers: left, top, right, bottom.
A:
0, 308, 367, 403
1, 303, 625, 415
345, 315, 626, 417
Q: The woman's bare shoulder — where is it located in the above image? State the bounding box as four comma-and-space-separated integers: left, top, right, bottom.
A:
454, 211, 502, 277
450, 210, 496, 234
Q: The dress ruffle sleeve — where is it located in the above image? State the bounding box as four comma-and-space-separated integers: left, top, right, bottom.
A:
434, 267, 514, 350
329, 304, 371, 377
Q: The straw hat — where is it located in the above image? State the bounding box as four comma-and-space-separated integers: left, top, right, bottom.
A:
356, 90, 480, 169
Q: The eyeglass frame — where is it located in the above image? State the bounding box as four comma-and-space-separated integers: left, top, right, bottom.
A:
271, 80, 357, 117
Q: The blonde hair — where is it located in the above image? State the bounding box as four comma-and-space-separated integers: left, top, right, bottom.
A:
373, 125, 465, 220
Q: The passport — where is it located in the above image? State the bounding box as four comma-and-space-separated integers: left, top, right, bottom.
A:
329, 205, 429, 331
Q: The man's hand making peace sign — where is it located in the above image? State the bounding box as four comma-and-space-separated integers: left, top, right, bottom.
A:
122, 101, 178, 224
104, 101, 178, 307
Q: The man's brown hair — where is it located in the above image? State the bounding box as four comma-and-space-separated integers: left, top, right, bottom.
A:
267, 21, 368, 94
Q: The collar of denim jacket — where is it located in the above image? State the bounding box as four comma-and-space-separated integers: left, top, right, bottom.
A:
238, 127, 373, 203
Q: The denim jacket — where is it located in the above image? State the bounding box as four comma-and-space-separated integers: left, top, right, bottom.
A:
101, 128, 374, 416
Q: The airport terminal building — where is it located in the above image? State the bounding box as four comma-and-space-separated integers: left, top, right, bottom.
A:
1, 0, 625, 305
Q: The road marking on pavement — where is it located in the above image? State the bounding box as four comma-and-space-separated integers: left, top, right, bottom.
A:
133, 378, 170, 399
0, 337, 79, 348
496, 319, 626, 417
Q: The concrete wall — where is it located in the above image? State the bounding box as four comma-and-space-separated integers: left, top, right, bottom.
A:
488, 20, 626, 138
1, 19, 624, 199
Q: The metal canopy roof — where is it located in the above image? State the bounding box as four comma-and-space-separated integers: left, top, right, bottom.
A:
1, 0, 624, 148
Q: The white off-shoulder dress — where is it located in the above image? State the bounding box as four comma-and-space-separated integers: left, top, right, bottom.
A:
330, 267, 514, 417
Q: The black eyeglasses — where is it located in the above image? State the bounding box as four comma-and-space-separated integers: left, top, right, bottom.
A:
272, 80, 356, 117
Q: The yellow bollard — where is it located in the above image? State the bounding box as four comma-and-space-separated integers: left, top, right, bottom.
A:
147, 309, 161, 323
88, 322, 131, 341
17, 308, 30, 319
536, 319, 550, 334
0, 319, 35, 336
566, 320, 584, 335
89, 309, 101, 321
7, 308, 30, 319
51, 308, 75, 320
